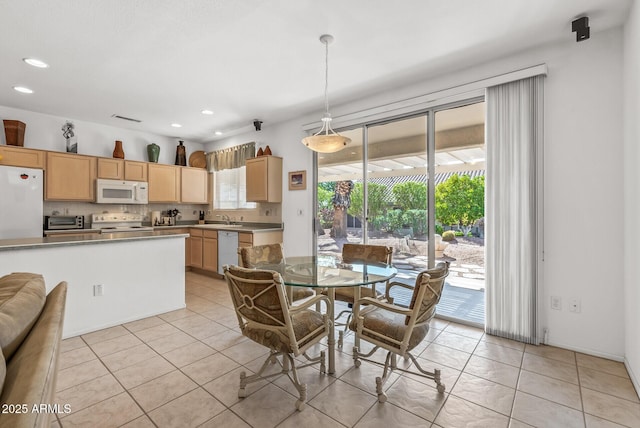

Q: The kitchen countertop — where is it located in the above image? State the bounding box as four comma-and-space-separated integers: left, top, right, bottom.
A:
0, 231, 189, 251
151, 222, 284, 233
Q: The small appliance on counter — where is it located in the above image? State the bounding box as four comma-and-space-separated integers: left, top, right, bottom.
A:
156, 208, 180, 226
44, 215, 84, 231
150, 211, 161, 226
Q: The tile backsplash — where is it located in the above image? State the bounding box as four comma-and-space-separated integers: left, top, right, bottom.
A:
44, 201, 282, 225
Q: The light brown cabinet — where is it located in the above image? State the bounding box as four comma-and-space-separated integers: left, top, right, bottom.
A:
97, 158, 124, 179
188, 229, 204, 268
97, 158, 148, 181
181, 167, 208, 204
202, 230, 218, 272
148, 163, 181, 202
45, 152, 96, 201
125, 161, 148, 182
0, 146, 46, 169
188, 229, 218, 272
246, 156, 282, 203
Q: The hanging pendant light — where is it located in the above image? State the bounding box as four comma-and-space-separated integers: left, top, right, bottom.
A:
302, 34, 351, 153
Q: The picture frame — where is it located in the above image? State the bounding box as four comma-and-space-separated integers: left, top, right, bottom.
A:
288, 170, 306, 190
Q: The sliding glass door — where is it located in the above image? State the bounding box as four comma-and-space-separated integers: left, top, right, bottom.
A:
315, 99, 485, 325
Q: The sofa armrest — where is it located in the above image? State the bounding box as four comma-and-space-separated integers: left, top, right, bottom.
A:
0, 281, 67, 428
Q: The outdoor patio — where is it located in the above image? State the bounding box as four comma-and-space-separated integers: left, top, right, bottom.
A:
318, 231, 486, 326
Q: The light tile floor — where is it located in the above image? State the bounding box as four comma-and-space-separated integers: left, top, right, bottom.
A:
52, 272, 640, 428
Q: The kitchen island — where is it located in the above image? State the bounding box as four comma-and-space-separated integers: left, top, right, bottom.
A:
0, 231, 188, 338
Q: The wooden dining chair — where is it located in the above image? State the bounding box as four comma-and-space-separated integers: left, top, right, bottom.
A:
350, 261, 450, 402
238, 243, 314, 302
329, 243, 393, 348
224, 265, 331, 410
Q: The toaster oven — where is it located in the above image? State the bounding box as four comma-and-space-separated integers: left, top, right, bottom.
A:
44, 215, 84, 230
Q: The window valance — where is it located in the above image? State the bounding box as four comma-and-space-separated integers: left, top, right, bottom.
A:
206, 142, 255, 172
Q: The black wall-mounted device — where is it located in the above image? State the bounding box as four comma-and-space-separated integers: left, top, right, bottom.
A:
572, 17, 590, 42
253, 120, 263, 131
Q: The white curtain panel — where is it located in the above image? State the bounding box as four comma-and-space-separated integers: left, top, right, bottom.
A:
485, 75, 544, 344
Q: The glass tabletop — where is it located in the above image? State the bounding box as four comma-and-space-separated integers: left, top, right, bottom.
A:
261, 255, 397, 288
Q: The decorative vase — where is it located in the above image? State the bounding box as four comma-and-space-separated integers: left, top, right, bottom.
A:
3, 120, 26, 146
147, 143, 160, 163
66, 137, 77, 153
175, 140, 186, 166
256, 147, 264, 156
113, 140, 124, 159
263, 145, 272, 156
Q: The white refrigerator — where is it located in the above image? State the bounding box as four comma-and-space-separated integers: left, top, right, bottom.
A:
0, 165, 43, 239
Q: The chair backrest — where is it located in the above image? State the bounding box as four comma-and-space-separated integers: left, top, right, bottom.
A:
342, 243, 393, 265
224, 265, 289, 327
406, 262, 450, 325
238, 243, 284, 268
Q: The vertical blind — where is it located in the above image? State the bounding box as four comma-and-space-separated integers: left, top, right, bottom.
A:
485, 75, 544, 344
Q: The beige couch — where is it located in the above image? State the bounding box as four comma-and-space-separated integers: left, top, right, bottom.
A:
0, 273, 67, 428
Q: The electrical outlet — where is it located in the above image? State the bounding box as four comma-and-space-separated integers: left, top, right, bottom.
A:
551, 296, 561, 310
569, 298, 581, 313
94, 284, 104, 297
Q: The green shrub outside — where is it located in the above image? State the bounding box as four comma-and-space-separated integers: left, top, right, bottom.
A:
442, 230, 456, 241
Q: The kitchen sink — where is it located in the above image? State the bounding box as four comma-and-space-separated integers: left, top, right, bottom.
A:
203, 224, 243, 229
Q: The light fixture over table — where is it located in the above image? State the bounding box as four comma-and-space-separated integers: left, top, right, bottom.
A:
302, 34, 351, 153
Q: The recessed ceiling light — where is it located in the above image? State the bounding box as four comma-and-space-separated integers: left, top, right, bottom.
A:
383, 168, 392, 171
23, 58, 49, 68
214, 131, 223, 136
201, 110, 214, 115
13, 86, 33, 94
171, 123, 182, 128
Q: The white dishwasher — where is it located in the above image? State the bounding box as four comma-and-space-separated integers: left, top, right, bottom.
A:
218, 231, 239, 275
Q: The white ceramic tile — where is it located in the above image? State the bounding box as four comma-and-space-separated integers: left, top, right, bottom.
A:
512, 391, 585, 428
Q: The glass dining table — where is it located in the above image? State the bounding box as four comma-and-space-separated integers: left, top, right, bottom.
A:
263, 255, 398, 374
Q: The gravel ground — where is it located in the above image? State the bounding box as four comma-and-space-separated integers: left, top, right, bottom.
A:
318, 230, 485, 267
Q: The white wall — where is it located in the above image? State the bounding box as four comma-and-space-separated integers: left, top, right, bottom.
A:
209, 28, 626, 359
623, 0, 640, 391
0, 105, 204, 164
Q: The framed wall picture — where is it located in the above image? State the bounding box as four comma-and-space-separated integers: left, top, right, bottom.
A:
288, 170, 306, 190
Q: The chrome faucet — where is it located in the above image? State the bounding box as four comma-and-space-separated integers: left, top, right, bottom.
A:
216, 214, 231, 224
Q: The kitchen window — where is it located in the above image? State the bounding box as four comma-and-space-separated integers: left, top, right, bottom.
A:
213, 166, 256, 209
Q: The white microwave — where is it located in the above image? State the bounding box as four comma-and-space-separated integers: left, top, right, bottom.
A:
95, 179, 148, 204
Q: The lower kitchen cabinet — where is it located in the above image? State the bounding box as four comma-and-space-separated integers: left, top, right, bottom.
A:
202, 231, 218, 272
188, 229, 217, 273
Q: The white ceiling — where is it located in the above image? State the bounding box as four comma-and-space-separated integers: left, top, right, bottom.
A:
0, 0, 631, 144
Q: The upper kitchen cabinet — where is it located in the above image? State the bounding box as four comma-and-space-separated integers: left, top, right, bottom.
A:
148, 163, 180, 202
97, 159, 148, 182
97, 158, 124, 179
124, 161, 148, 182
0, 146, 46, 169
181, 167, 208, 204
45, 152, 96, 201
246, 156, 282, 203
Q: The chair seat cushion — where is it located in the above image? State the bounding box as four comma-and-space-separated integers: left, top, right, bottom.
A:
349, 307, 429, 352
243, 309, 325, 355
290, 287, 314, 301
323, 286, 378, 303
0, 273, 47, 360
